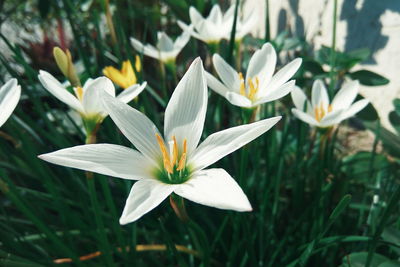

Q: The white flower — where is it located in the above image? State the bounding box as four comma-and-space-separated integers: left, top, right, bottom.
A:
38, 71, 146, 122
291, 80, 369, 128
0, 78, 21, 127
130, 31, 190, 63
177, 4, 258, 44
39, 58, 281, 224
206, 43, 302, 108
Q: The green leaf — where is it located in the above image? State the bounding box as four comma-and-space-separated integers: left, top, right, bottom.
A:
347, 48, 371, 63
302, 59, 325, 75
379, 261, 400, 267
349, 70, 389, 86
341, 152, 390, 183
356, 96, 379, 121
382, 227, 400, 255
341, 252, 390, 267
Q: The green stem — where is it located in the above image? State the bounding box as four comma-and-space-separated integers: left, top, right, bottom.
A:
264, 0, 270, 42
227, 0, 240, 65
85, 132, 115, 266
159, 60, 168, 99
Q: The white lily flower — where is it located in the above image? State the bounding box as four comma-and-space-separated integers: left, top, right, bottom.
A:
177, 4, 258, 44
206, 43, 302, 108
291, 80, 369, 128
130, 31, 190, 63
0, 78, 21, 127
39, 58, 281, 224
38, 71, 147, 123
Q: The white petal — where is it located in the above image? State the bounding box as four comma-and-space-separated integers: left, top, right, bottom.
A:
291, 108, 319, 126
267, 58, 302, 92
236, 11, 258, 39
222, 5, 235, 23
83, 77, 115, 116
189, 116, 281, 171
38, 70, 83, 113
247, 43, 277, 92
131, 38, 159, 59
177, 21, 204, 42
311, 80, 329, 107
101, 91, 162, 163
208, 5, 222, 24
331, 80, 359, 110
0, 78, 21, 127
291, 85, 308, 111
189, 6, 204, 26
199, 20, 223, 42
254, 80, 295, 105
117, 82, 147, 103
39, 144, 154, 180
173, 30, 191, 51
120, 179, 176, 224
205, 71, 230, 96
341, 99, 369, 120
320, 110, 344, 127
174, 168, 252, 211
130, 37, 144, 52
157, 32, 174, 52
226, 92, 252, 107
212, 54, 240, 91
164, 58, 207, 156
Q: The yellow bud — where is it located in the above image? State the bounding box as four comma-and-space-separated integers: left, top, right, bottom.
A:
53, 47, 81, 87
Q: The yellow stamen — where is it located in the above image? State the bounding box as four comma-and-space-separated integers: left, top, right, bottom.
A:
177, 153, 187, 171
156, 134, 188, 174
247, 77, 259, 101
238, 72, 246, 96
156, 134, 173, 174
314, 103, 333, 122
172, 136, 179, 165
238, 73, 259, 101
75, 86, 84, 102
177, 139, 187, 171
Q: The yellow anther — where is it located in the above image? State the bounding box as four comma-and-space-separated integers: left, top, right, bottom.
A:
238, 72, 246, 96
156, 134, 173, 174
156, 134, 187, 174
314, 103, 333, 122
248, 77, 259, 101
75, 86, 84, 102
172, 136, 179, 165
177, 139, 187, 171
177, 153, 187, 171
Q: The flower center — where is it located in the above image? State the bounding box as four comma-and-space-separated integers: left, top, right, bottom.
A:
314, 103, 333, 122
238, 72, 259, 101
155, 134, 190, 184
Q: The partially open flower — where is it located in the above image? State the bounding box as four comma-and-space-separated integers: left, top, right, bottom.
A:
177, 4, 258, 44
38, 71, 146, 133
206, 43, 302, 109
130, 31, 190, 64
291, 80, 369, 128
39, 58, 281, 224
0, 78, 21, 127
103, 56, 141, 89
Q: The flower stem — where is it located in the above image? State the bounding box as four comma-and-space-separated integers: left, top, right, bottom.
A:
159, 60, 168, 99
85, 131, 115, 266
